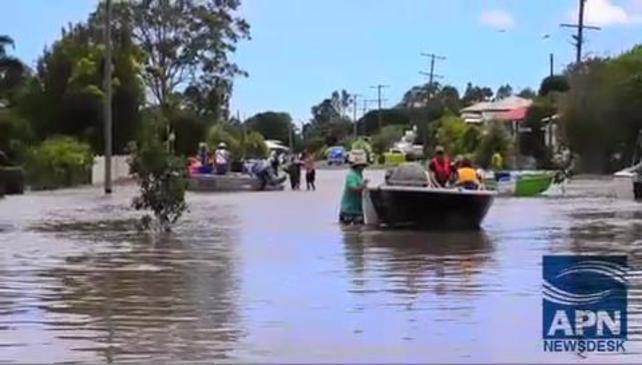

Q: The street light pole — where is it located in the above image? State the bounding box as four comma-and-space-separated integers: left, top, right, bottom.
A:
351, 93, 362, 138
103, 0, 113, 194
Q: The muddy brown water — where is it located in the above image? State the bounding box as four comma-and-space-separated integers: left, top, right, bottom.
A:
0, 169, 641, 363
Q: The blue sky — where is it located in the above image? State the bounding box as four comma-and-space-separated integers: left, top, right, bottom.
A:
2, 0, 642, 124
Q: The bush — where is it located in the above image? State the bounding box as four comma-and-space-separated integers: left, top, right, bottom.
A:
475, 122, 514, 168
25, 137, 93, 190
371, 125, 404, 155
128, 132, 187, 232
171, 112, 207, 156
242, 131, 268, 159
207, 124, 241, 160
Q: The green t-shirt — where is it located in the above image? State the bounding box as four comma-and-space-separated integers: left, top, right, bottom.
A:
340, 168, 364, 215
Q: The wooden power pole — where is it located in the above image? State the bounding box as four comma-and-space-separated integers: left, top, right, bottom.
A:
103, 0, 113, 194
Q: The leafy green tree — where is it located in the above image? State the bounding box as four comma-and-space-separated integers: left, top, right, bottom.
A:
123, 0, 250, 123
371, 125, 404, 155
242, 131, 268, 159
24, 136, 94, 190
171, 111, 207, 156
495, 84, 513, 100
304, 90, 353, 146
0, 35, 26, 105
539, 75, 569, 96
244, 111, 293, 144
436, 114, 468, 155
517, 88, 537, 99
462, 82, 493, 105
475, 122, 513, 168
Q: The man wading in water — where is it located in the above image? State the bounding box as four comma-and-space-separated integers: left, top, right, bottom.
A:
339, 149, 369, 225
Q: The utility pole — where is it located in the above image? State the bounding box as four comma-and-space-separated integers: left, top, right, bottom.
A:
103, 0, 113, 195
561, 0, 600, 65
549, 53, 554, 77
369, 84, 389, 132
351, 93, 362, 138
420, 52, 446, 95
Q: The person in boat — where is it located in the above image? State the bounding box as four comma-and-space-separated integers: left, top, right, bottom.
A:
304, 151, 316, 191
196, 142, 213, 174
214, 142, 231, 175
287, 154, 302, 190
428, 146, 454, 187
339, 149, 369, 225
455, 158, 482, 190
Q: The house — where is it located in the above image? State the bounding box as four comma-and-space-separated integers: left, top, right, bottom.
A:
460, 96, 532, 125
460, 96, 558, 149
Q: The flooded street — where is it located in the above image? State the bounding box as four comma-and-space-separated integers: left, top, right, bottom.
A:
0, 169, 641, 363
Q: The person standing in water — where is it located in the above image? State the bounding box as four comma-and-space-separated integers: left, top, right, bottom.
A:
304, 151, 316, 191
339, 149, 369, 225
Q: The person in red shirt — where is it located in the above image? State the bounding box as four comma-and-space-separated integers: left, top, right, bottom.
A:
428, 146, 454, 187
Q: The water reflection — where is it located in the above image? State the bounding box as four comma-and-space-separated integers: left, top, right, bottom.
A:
2, 211, 244, 362
343, 228, 494, 302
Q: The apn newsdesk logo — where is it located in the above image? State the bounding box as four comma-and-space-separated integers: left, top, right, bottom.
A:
543, 255, 627, 353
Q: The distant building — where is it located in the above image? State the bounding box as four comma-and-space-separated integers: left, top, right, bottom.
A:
460, 96, 533, 124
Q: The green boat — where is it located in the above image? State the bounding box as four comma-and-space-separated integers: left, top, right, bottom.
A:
485, 171, 554, 197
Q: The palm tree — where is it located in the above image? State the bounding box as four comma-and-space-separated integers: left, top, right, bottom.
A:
0, 35, 25, 105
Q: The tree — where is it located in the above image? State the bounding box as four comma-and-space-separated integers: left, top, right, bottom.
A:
495, 84, 513, 100
244, 111, 293, 144
462, 82, 493, 105
435, 114, 469, 155
371, 125, 404, 155
304, 90, 353, 146
517, 88, 537, 99
0, 35, 26, 106
475, 122, 513, 168
123, 0, 250, 123
539, 75, 569, 96
560, 46, 642, 172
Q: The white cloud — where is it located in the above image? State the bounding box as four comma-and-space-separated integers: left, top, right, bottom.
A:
569, 0, 642, 26
479, 9, 515, 30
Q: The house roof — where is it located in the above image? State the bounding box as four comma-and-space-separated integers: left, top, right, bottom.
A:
495, 107, 529, 121
460, 96, 532, 113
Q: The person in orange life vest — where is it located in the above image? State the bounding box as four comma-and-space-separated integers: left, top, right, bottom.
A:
455, 158, 481, 190
428, 146, 454, 187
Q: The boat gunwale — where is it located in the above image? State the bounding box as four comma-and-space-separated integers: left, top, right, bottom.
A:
371, 185, 497, 196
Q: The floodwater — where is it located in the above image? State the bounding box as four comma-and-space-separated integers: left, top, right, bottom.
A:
0, 169, 641, 363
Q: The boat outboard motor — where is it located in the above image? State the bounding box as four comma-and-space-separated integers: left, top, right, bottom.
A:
385, 163, 429, 187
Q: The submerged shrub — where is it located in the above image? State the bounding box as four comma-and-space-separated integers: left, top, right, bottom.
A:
128, 132, 187, 232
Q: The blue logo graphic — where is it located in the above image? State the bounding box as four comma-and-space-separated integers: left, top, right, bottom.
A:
543, 255, 627, 353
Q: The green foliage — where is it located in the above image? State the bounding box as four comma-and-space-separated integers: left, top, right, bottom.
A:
207, 124, 241, 160
371, 125, 404, 155
495, 84, 513, 100
560, 46, 642, 172
518, 88, 537, 99
462, 82, 494, 105
0, 109, 33, 163
244, 111, 293, 144
303, 90, 353, 146
520, 98, 556, 168
434, 114, 481, 156
128, 132, 187, 232
171, 111, 207, 156
475, 122, 513, 168
124, 0, 250, 121
0, 35, 26, 105
17, 22, 143, 153
24, 137, 93, 190
539, 75, 569, 97
242, 131, 269, 159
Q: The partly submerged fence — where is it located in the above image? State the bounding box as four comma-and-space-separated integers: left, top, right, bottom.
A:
91, 155, 132, 185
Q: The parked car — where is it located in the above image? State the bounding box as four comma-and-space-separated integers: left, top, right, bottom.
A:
327, 146, 347, 165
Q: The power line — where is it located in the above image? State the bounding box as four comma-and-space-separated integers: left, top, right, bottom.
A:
420, 52, 446, 94
560, 0, 601, 64
369, 84, 389, 132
